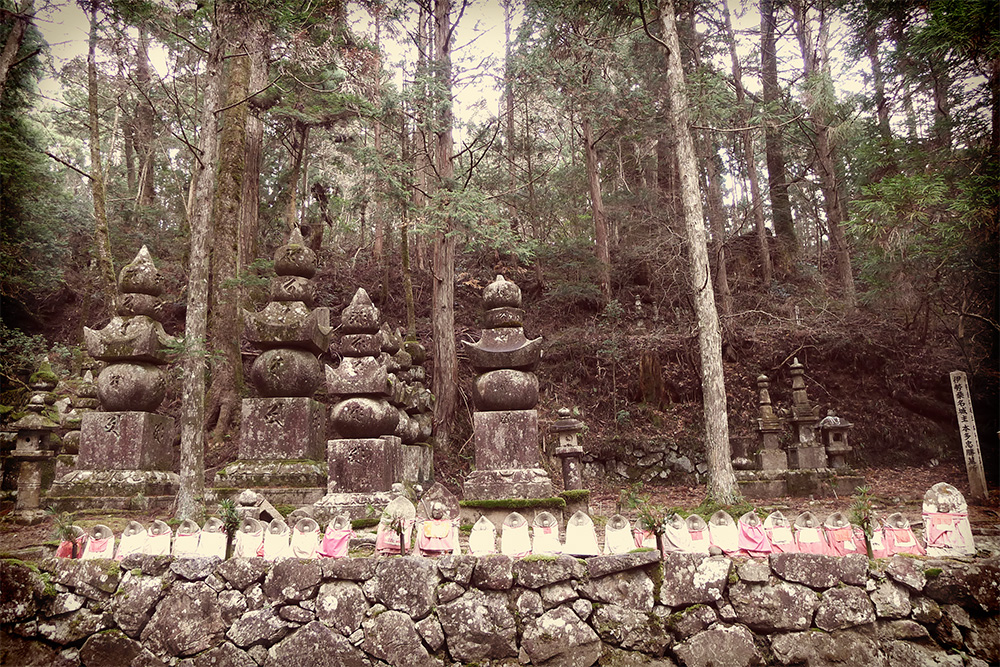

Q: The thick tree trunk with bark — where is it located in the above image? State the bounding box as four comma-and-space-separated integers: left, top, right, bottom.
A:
206, 44, 249, 442
177, 8, 225, 521
0, 0, 31, 103
760, 0, 797, 263
133, 27, 155, 208
86, 0, 117, 311
430, 0, 459, 453
239, 20, 268, 274
658, 0, 739, 505
583, 117, 611, 302
700, 136, 733, 318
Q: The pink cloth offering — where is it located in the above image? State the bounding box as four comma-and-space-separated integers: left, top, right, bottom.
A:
869, 525, 890, 559
633, 528, 656, 550
82, 537, 113, 560
687, 529, 711, 555
885, 525, 924, 556
765, 526, 796, 554
56, 535, 88, 559
923, 512, 972, 553
375, 520, 413, 556
737, 515, 771, 558
417, 519, 456, 556
318, 528, 354, 558
794, 527, 830, 555
824, 526, 863, 557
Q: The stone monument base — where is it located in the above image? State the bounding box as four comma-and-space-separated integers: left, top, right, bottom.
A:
464, 466, 553, 501
213, 459, 326, 489
736, 469, 866, 500
473, 409, 540, 470
79, 411, 173, 470
240, 397, 326, 461
402, 443, 433, 489
787, 444, 827, 469
756, 449, 788, 471
313, 490, 402, 523
459, 495, 566, 530
327, 436, 402, 494
47, 469, 179, 511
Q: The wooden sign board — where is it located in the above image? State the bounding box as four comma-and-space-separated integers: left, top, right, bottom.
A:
949, 371, 988, 503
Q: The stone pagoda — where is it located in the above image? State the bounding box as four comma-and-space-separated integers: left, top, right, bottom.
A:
463, 275, 553, 500
381, 324, 433, 488
5, 376, 59, 523
49, 247, 178, 509
316, 288, 403, 519
785, 357, 825, 469
217, 228, 331, 491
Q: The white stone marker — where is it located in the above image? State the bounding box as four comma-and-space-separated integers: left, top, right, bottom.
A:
949, 370, 988, 503
604, 514, 633, 555
563, 510, 600, 557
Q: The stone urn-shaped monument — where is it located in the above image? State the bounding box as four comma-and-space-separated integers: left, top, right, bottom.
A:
315, 288, 403, 519
219, 228, 331, 490
49, 246, 179, 508
463, 275, 553, 500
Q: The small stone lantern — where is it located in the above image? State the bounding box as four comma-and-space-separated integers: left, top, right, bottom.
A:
552, 408, 585, 491
6, 393, 58, 524
818, 410, 853, 469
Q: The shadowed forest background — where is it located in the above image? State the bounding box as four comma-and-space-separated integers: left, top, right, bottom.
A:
1, 0, 997, 508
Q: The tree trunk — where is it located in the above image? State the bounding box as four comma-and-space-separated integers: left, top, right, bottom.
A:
430, 0, 458, 453
760, 0, 797, 264
0, 0, 31, 103
722, 1, 772, 286
658, 0, 738, 505
206, 40, 249, 443
177, 5, 225, 521
284, 122, 308, 232
133, 26, 155, 208
792, 0, 856, 310
864, 31, 892, 145
583, 117, 611, 303
86, 0, 117, 312
239, 20, 268, 276
700, 135, 733, 318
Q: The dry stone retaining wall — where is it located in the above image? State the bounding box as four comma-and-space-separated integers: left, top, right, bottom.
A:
1, 551, 998, 667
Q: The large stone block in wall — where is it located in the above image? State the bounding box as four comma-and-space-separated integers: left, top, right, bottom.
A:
472, 410, 539, 470
327, 437, 402, 494
239, 397, 326, 461
79, 411, 173, 471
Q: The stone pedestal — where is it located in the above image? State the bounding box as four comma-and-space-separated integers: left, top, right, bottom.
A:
48, 469, 179, 511
239, 397, 326, 461
787, 444, 827, 469
402, 443, 433, 489
314, 436, 404, 520
756, 447, 788, 472
473, 410, 540, 470
79, 411, 174, 470
555, 445, 584, 490
11, 451, 53, 524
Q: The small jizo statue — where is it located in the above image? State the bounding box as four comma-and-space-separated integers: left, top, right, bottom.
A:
416, 502, 459, 557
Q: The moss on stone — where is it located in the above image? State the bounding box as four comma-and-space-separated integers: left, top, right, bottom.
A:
924, 567, 943, 578
459, 497, 566, 510
559, 489, 590, 503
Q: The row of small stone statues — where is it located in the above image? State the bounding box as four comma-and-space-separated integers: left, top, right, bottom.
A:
55, 482, 975, 562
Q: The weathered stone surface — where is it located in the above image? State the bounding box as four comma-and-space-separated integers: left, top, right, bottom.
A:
320, 557, 376, 582
513, 555, 587, 589
219, 589, 248, 625
814, 586, 876, 631
925, 558, 1000, 612
119, 553, 173, 577
245, 584, 265, 612
330, 398, 398, 439
965, 613, 1000, 663
875, 619, 930, 640
249, 348, 322, 397
473, 369, 539, 411
263, 559, 322, 603
580, 569, 654, 611
911, 596, 942, 624
872, 580, 911, 619
522, 606, 602, 667
112, 571, 166, 637
770, 553, 852, 589
142, 581, 225, 656
278, 604, 314, 624
170, 556, 221, 581
666, 605, 718, 640
363, 557, 437, 619
80, 629, 166, 667
517, 588, 545, 617
886, 555, 926, 591
416, 615, 445, 652
573, 598, 594, 621
598, 645, 679, 666
45, 592, 85, 617
0, 629, 79, 667
728, 579, 819, 632
771, 629, 885, 667
362, 609, 439, 667
673, 624, 760, 667
737, 559, 770, 584
541, 581, 578, 608
587, 550, 662, 578
659, 554, 731, 608
226, 608, 291, 648
435, 581, 465, 604
217, 558, 269, 591
471, 554, 514, 590
178, 642, 257, 667
437, 554, 476, 584
934, 613, 964, 648
315, 580, 368, 636
239, 397, 326, 460
38, 608, 108, 644
884, 640, 960, 667
437, 589, 517, 662
592, 604, 672, 655
47, 558, 122, 598
840, 554, 869, 586
0, 560, 41, 623
265, 621, 369, 667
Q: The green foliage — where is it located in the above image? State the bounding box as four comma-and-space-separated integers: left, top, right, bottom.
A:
0, 324, 48, 389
